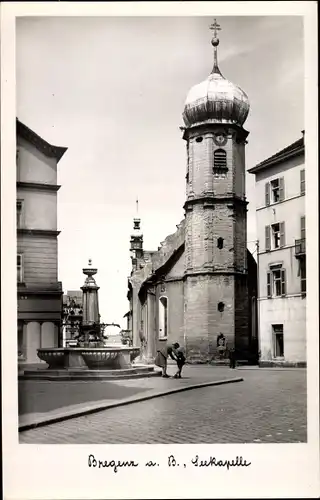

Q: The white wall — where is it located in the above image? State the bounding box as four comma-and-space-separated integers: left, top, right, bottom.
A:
259, 296, 306, 362
17, 137, 57, 184
17, 188, 57, 230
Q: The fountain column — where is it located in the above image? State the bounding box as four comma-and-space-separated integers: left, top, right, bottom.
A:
81, 259, 101, 343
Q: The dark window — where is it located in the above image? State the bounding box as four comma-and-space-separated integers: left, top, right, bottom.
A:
196, 136, 203, 143
300, 169, 305, 195
17, 321, 24, 358
273, 324, 284, 357
17, 200, 23, 228
270, 222, 285, 249
217, 237, 224, 249
17, 254, 23, 282
16, 148, 20, 181
271, 223, 280, 248
217, 302, 225, 312
214, 149, 227, 169
159, 296, 168, 339
270, 179, 280, 203
266, 178, 285, 205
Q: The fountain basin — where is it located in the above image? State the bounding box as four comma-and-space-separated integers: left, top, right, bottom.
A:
37, 347, 140, 371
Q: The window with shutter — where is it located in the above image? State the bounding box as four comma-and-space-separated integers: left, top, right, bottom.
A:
300, 216, 305, 240
300, 169, 305, 195
281, 269, 286, 296
267, 272, 272, 298
279, 177, 285, 201
265, 182, 270, 206
279, 222, 285, 247
213, 149, 228, 176
265, 225, 271, 251
271, 223, 281, 249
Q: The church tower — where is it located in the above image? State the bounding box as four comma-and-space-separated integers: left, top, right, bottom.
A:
182, 20, 250, 362
130, 199, 144, 271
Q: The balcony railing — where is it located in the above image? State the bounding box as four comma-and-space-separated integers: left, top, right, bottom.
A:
295, 238, 306, 257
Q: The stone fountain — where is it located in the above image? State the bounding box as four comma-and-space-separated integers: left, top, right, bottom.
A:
21, 261, 159, 380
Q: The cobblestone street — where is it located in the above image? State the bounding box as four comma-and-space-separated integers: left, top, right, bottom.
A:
20, 368, 307, 444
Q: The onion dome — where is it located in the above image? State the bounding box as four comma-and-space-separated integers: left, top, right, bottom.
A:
183, 20, 250, 128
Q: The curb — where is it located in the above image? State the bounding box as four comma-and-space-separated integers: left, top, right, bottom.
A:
19, 376, 243, 433
236, 367, 306, 371
19, 371, 161, 381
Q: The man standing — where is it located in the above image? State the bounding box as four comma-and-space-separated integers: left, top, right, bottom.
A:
229, 347, 236, 369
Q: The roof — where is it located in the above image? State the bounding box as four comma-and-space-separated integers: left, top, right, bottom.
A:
248, 134, 304, 174
17, 118, 67, 163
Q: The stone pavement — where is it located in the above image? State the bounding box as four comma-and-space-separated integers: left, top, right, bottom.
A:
19, 366, 307, 444
18, 365, 242, 430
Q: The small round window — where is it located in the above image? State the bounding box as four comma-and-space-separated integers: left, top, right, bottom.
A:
196, 137, 203, 143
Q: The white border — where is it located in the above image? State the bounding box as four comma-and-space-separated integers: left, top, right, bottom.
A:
1, 2, 319, 499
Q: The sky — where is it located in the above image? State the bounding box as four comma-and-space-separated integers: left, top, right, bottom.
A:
16, 15, 304, 328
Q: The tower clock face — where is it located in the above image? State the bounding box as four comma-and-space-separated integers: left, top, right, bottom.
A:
214, 133, 227, 147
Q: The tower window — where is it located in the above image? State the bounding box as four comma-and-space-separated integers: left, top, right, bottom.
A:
196, 136, 203, 143
213, 149, 228, 175
217, 237, 224, 249
217, 302, 225, 312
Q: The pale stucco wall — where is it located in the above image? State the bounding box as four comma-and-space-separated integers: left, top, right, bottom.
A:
17, 137, 57, 184
17, 188, 57, 230
254, 150, 306, 364
259, 296, 306, 363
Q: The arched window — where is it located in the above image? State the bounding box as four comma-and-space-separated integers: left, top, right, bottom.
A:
217, 237, 224, 249
214, 149, 227, 169
159, 296, 168, 339
217, 302, 225, 313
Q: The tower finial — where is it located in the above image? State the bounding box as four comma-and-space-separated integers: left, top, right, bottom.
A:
209, 19, 222, 74
133, 198, 141, 232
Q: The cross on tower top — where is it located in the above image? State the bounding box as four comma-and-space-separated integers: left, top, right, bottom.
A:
209, 19, 221, 39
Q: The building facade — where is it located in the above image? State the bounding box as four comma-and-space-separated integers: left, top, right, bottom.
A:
62, 290, 83, 346
127, 23, 258, 364
248, 133, 306, 366
17, 119, 67, 363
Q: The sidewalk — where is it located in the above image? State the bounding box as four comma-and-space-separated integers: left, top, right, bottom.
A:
19, 365, 243, 431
